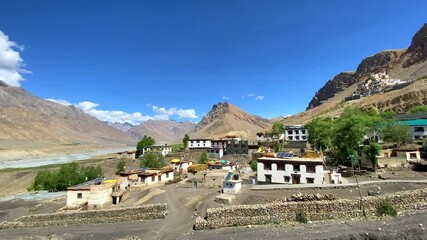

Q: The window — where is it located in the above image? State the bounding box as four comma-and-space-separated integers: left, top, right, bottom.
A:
77, 193, 82, 199
306, 165, 315, 173
307, 178, 314, 184
284, 176, 290, 182
277, 163, 284, 171
166, 172, 169, 178
302, 136, 307, 140
295, 136, 300, 140
288, 130, 293, 134
301, 130, 306, 134
265, 175, 272, 183
410, 153, 417, 159
293, 165, 300, 172
264, 163, 271, 170
414, 127, 424, 132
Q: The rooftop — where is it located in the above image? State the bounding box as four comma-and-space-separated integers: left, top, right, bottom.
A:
258, 156, 324, 163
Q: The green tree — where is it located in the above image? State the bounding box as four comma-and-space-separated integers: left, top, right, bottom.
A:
140, 151, 166, 169
305, 117, 334, 151
271, 122, 286, 152
29, 163, 104, 192
363, 143, 381, 169
199, 151, 208, 164
333, 108, 380, 165
408, 105, 427, 113
272, 122, 285, 137
250, 160, 257, 171
183, 134, 190, 148
116, 160, 126, 173
136, 135, 155, 158
379, 121, 411, 145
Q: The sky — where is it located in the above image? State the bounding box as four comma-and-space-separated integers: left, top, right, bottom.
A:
0, 0, 426, 124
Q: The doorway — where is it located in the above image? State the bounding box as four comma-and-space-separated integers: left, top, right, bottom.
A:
292, 175, 300, 184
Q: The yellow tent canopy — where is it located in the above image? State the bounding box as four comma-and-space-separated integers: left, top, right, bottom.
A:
170, 159, 181, 163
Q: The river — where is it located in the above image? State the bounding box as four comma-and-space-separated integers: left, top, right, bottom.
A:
0, 147, 134, 169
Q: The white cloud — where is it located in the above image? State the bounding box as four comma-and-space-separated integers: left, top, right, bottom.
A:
222, 96, 230, 100
241, 93, 265, 101
46, 99, 198, 124
76, 101, 100, 111
151, 105, 198, 120
46, 99, 72, 106
0, 30, 30, 87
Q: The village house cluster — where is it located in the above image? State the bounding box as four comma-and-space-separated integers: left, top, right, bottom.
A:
66, 112, 427, 210
346, 72, 413, 102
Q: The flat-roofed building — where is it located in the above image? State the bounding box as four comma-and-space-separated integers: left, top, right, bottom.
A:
257, 153, 324, 184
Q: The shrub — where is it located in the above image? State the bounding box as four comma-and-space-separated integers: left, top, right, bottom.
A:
378, 200, 398, 217
296, 210, 309, 223
116, 160, 126, 173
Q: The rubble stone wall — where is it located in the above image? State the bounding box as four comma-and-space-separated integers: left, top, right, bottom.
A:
195, 188, 427, 230
5, 203, 167, 229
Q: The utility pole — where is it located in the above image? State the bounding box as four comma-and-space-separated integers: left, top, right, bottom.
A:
350, 154, 365, 217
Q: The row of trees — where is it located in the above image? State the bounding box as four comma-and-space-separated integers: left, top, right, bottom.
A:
305, 108, 411, 167
29, 162, 103, 192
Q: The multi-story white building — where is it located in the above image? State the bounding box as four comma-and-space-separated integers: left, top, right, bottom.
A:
188, 139, 212, 148
209, 139, 227, 158
257, 155, 324, 184
285, 125, 308, 142
142, 143, 172, 156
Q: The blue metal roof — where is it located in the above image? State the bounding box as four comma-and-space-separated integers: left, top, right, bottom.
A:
224, 172, 233, 181
401, 119, 427, 126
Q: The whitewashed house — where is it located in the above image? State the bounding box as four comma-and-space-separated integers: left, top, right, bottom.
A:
188, 139, 213, 149
257, 153, 324, 184
66, 177, 127, 209
209, 139, 227, 158
142, 143, 172, 156
285, 125, 308, 142
222, 172, 242, 194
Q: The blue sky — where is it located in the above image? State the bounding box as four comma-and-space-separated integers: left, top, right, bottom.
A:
0, 0, 426, 124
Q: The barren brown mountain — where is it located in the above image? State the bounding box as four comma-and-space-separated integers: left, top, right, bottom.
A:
127, 120, 195, 143
0, 82, 136, 160
190, 102, 272, 139
283, 23, 427, 125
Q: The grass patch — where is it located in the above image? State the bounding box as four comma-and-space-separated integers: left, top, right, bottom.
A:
378, 200, 398, 217
416, 75, 427, 81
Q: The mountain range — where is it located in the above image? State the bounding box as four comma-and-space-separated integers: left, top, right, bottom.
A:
2, 23, 427, 160
283, 23, 427, 125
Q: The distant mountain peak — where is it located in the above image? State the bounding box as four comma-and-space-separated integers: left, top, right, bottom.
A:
127, 120, 195, 143
190, 102, 272, 139
0, 80, 9, 87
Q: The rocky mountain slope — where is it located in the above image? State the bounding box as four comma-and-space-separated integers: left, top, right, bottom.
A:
307, 23, 427, 110
285, 23, 427, 125
0, 82, 136, 159
127, 120, 195, 143
189, 102, 272, 139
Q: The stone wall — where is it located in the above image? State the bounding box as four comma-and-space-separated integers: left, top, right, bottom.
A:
1, 203, 167, 229
195, 188, 427, 230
